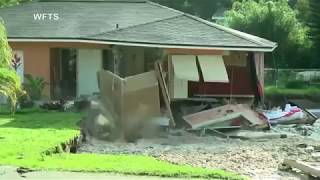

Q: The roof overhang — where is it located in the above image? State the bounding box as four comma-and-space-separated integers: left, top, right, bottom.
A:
8, 38, 277, 52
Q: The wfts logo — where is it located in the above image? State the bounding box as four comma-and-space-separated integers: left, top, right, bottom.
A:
33, 13, 59, 21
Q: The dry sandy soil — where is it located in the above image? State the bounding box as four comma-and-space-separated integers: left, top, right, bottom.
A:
78, 122, 320, 180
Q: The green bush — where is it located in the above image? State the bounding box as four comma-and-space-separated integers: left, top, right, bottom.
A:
0, 19, 12, 68
285, 80, 309, 89
265, 86, 320, 102
24, 74, 47, 101
0, 20, 22, 113
0, 68, 22, 112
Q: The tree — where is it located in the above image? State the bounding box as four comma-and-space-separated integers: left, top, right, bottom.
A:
151, 0, 232, 20
0, 19, 22, 112
188, 0, 233, 20
0, 19, 11, 67
309, 0, 320, 66
0, 0, 30, 8
294, 0, 310, 23
225, 0, 311, 68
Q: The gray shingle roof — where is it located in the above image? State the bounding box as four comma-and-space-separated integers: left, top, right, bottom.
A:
90, 15, 275, 49
0, 0, 276, 51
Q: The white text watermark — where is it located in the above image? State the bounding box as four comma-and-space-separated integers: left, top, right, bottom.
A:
33, 13, 59, 21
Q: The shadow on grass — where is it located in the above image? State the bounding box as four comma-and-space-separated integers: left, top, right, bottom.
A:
0, 106, 52, 115
0, 109, 82, 130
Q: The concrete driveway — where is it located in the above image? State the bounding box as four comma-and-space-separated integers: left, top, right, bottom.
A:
0, 166, 200, 180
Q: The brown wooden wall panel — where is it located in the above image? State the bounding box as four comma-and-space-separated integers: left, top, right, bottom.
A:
189, 66, 254, 96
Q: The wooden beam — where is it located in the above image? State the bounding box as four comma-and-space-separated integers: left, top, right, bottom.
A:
284, 159, 320, 177
154, 61, 176, 127
165, 48, 224, 55
194, 94, 255, 98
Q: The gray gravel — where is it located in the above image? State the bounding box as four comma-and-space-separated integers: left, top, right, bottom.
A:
78, 127, 320, 179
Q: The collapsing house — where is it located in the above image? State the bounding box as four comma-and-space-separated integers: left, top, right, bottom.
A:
0, 0, 277, 131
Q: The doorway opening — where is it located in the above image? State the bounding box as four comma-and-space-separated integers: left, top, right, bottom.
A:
50, 48, 77, 100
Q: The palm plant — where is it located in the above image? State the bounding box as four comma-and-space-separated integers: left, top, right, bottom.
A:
0, 19, 11, 68
0, 68, 22, 112
24, 74, 47, 101
0, 19, 22, 112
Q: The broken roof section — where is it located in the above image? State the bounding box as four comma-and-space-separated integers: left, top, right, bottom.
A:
0, 0, 277, 51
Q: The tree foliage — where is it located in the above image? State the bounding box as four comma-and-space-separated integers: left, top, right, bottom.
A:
225, 0, 311, 68
0, 19, 11, 67
0, 68, 21, 111
309, 0, 320, 59
294, 0, 310, 23
0, 0, 30, 8
0, 20, 22, 112
151, 0, 232, 20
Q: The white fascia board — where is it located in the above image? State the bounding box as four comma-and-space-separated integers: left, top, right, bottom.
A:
8, 38, 276, 52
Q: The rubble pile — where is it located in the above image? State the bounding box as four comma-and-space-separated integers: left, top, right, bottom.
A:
77, 60, 320, 179
78, 129, 320, 178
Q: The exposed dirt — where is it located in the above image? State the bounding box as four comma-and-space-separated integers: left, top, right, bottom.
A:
78, 122, 320, 179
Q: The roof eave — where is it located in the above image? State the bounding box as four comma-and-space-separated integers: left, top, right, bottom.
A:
8, 38, 276, 52
182, 13, 277, 48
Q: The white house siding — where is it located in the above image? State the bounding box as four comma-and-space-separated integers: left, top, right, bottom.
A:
77, 49, 102, 97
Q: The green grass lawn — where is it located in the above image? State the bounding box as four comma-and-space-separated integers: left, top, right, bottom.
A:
0, 109, 244, 179
265, 86, 320, 101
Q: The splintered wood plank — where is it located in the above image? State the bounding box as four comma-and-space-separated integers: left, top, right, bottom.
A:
284, 159, 320, 177
183, 104, 242, 129
183, 104, 267, 130
155, 61, 175, 127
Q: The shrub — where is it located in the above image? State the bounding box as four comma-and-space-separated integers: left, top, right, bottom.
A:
0, 20, 22, 113
0, 68, 23, 112
265, 86, 320, 102
285, 80, 309, 89
0, 19, 12, 68
24, 74, 47, 101
18, 93, 34, 109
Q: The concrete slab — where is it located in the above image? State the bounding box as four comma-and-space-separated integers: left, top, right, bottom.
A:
0, 166, 196, 180
25, 171, 197, 180
0, 166, 22, 180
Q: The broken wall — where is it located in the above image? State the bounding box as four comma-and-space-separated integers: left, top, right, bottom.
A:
144, 48, 164, 71
120, 46, 145, 77
98, 70, 161, 137
189, 51, 255, 97
164, 50, 255, 99
254, 52, 265, 96
170, 55, 200, 99
108, 46, 165, 78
